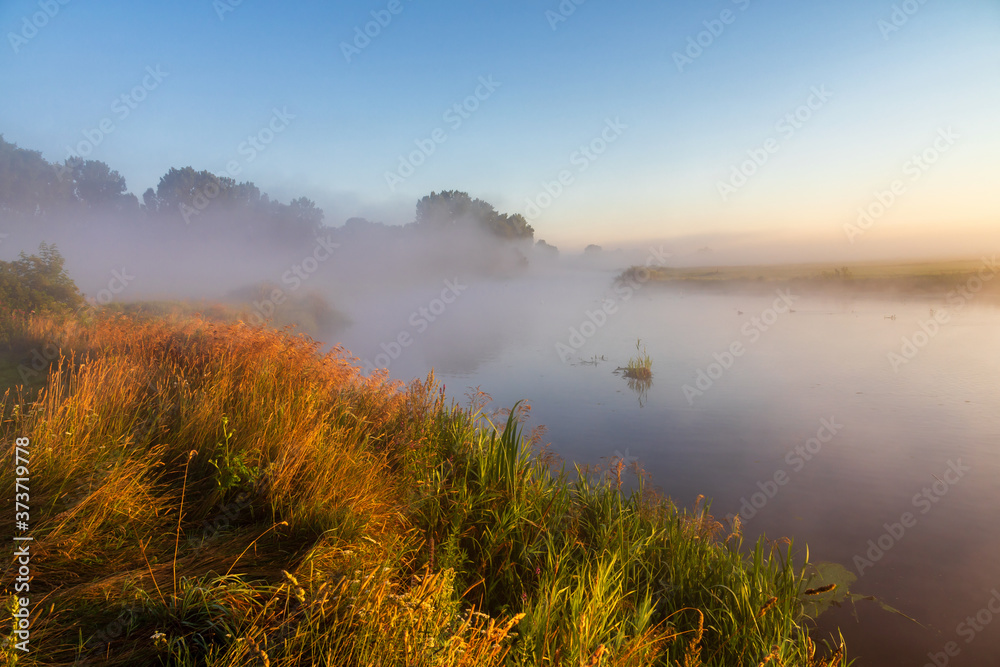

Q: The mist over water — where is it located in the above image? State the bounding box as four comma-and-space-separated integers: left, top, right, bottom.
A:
334, 266, 1000, 666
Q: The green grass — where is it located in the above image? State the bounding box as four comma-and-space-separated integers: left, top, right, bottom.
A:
0, 309, 850, 666
622, 339, 653, 381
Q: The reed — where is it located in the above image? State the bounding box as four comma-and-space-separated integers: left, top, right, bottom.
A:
622, 339, 653, 381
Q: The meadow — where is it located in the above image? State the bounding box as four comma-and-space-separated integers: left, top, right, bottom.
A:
621, 257, 1000, 299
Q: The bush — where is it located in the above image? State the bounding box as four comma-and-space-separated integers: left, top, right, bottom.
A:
0, 242, 84, 314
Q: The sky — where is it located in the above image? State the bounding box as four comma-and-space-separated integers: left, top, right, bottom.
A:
2, 0, 999, 255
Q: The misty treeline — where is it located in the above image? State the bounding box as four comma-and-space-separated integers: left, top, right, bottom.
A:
0, 134, 544, 251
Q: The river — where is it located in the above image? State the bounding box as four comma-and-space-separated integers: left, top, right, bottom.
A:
337, 268, 1000, 666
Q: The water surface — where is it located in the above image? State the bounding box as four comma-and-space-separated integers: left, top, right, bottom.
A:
339, 271, 1000, 666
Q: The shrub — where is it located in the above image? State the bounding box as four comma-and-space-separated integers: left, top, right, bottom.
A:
0, 242, 84, 314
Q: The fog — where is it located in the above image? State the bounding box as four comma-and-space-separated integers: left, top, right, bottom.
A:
1, 133, 996, 385
4, 195, 997, 383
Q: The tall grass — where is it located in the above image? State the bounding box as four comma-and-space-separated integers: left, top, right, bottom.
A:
0, 310, 849, 666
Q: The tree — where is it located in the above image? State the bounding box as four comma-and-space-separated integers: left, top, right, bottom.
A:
0, 135, 71, 219
414, 190, 533, 240
265, 196, 324, 239
0, 135, 330, 245
488, 212, 533, 240
142, 187, 159, 213
0, 242, 84, 313
155, 167, 232, 214
535, 239, 559, 256
65, 158, 138, 213
154, 167, 318, 237
0, 137, 138, 222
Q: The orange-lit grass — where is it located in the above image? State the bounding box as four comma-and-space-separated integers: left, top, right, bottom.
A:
0, 312, 448, 664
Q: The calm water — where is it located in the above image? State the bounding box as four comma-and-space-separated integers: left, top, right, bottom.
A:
338, 270, 1000, 666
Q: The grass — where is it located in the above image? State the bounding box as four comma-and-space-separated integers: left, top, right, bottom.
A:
618, 256, 1000, 299
101, 285, 351, 339
622, 339, 653, 381
0, 308, 850, 666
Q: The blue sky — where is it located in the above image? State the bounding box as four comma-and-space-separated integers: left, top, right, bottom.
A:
3, 0, 998, 251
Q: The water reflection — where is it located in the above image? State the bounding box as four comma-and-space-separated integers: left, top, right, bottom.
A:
616, 369, 652, 407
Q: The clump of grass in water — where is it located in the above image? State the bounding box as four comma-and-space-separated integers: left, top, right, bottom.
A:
622, 338, 652, 380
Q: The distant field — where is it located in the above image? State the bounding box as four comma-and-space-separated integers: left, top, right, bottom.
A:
622, 257, 1000, 299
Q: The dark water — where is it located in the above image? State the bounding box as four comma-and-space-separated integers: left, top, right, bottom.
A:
339, 271, 1000, 667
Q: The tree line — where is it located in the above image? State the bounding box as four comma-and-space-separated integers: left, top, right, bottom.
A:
0, 135, 536, 245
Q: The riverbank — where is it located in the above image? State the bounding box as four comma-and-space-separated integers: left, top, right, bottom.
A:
0, 309, 848, 665
619, 257, 1000, 300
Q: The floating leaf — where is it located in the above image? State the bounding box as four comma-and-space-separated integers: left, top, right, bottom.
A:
801, 561, 923, 627
800, 562, 856, 618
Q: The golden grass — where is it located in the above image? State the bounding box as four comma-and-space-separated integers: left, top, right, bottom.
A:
0, 313, 445, 663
